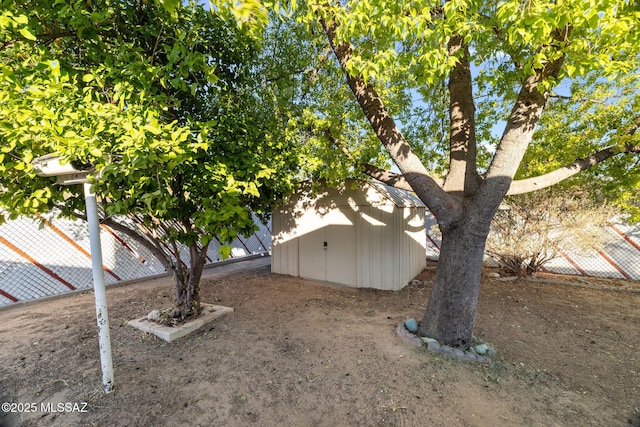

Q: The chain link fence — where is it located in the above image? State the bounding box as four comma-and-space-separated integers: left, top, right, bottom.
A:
425, 215, 640, 280
0, 211, 271, 306
2, 210, 638, 307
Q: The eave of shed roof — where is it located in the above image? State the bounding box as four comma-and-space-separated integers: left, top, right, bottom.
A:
366, 180, 424, 207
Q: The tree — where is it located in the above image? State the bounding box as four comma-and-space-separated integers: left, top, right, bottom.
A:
0, 0, 300, 319
242, 0, 639, 348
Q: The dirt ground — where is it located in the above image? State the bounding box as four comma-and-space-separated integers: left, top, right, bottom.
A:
1, 256, 639, 427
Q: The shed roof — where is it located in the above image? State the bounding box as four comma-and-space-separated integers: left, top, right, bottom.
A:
288, 179, 425, 208
366, 181, 425, 207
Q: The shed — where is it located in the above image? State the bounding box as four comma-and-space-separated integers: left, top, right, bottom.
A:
271, 180, 426, 290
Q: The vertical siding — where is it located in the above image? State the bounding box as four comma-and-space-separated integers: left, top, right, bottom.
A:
325, 223, 357, 286
380, 206, 427, 291
382, 207, 396, 290
356, 208, 370, 288
395, 206, 407, 289
271, 209, 299, 277
392, 205, 403, 290
271, 181, 427, 291
271, 212, 300, 276
288, 239, 299, 277
357, 204, 397, 290
406, 206, 427, 281
353, 204, 428, 290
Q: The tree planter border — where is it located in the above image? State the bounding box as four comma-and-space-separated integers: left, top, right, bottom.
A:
128, 303, 233, 342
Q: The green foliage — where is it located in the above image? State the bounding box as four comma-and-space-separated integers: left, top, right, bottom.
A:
269, 0, 640, 187
207, 0, 640, 227
222, 0, 640, 348
209, 0, 270, 37
0, 0, 300, 253
519, 72, 640, 220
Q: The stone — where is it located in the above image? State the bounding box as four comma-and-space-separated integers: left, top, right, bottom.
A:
439, 345, 454, 356
475, 343, 489, 355
453, 348, 466, 359
476, 355, 491, 364
404, 318, 419, 332
396, 322, 423, 347
421, 337, 438, 345
426, 341, 441, 353
487, 272, 501, 278
459, 351, 475, 362
147, 309, 161, 322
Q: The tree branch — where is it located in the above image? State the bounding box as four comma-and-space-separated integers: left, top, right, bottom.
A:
482, 25, 571, 206
362, 164, 413, 191
321, 128, 438, 193
508, 118, 640, 195
444, 35, 480, 195
100, 216, 173, 272
507, 144, 640, 195
361, 163, 447, 192
319, 15, 461, 229
58, 203, 174, 271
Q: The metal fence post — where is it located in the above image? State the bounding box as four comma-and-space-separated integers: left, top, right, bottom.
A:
84, 182, 114, 393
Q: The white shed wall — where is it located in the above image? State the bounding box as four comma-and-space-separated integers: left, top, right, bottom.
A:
272, 182, 426, 290
355, 204, 425, 290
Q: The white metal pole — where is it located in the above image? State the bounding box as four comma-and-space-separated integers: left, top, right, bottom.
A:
83, 182, 114, 393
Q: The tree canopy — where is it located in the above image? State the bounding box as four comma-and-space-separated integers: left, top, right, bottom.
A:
0, 0, 303, 317
277, 0, 640, 211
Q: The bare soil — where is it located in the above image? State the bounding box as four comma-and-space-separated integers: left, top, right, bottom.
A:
1, 257, 639, 427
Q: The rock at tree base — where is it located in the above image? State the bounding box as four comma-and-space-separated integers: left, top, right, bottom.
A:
404, 318, 419, 332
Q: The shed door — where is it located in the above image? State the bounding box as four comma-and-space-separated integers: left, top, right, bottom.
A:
298, 224, 356, 286
298, 227, 326, 282
326, 225, 356, 286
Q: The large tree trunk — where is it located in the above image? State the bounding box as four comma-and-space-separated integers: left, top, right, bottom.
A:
173, 272, 201, 319
418, 218, 489, 349
171, 242, 210, 319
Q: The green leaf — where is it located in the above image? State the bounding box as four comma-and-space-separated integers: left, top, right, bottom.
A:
19, 27, 36, 41
218, 245, 232, 260
48, 60, 60, 77
0, 0, 300, 307
159, 0, 180, 16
